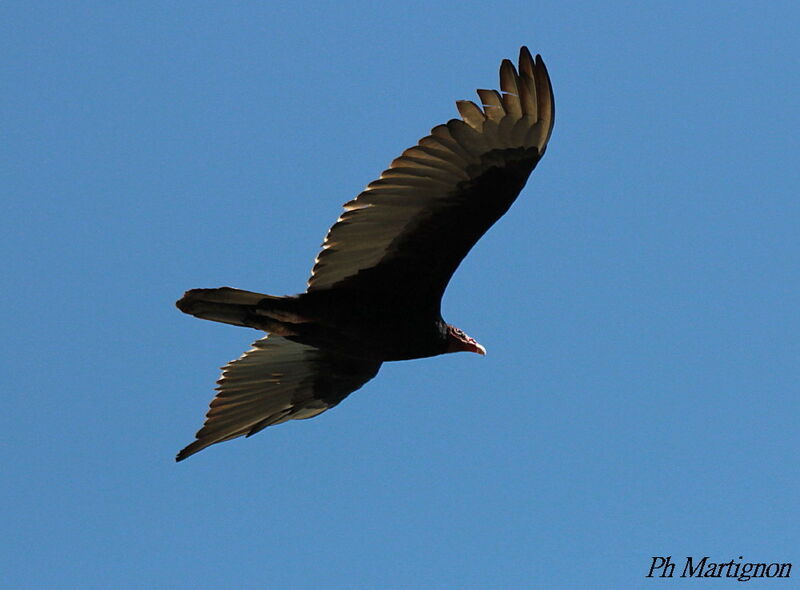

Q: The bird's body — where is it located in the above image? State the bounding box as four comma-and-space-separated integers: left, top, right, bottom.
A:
180, 286, 459, 361
176, 47, 554, 461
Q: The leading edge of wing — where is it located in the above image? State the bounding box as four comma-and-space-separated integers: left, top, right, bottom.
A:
306, 47, 554, 293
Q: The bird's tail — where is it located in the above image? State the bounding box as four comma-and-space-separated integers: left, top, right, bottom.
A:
176, 287, 311, 335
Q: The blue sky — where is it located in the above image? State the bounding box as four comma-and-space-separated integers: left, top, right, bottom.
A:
3, 2, 798, 588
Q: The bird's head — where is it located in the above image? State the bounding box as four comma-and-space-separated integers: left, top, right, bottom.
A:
445, 325, 486, 356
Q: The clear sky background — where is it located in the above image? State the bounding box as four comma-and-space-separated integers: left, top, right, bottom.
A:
3, 2, 798, 588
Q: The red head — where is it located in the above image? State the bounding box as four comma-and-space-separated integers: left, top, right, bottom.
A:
445, 325, 486, 355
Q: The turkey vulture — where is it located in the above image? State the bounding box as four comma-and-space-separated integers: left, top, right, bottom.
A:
176, 47, 554, 461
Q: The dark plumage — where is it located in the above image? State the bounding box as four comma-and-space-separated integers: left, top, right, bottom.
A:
176, 47, 554, 461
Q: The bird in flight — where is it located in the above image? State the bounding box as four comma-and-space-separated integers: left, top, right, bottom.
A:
176, 46, 554, 461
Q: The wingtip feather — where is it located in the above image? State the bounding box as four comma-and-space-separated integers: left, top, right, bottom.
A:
175, 441, 203, 462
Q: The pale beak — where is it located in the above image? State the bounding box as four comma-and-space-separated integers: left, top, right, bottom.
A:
473, 342, 487, 355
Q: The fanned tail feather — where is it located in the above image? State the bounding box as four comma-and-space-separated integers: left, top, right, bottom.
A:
176, 287, 308, 334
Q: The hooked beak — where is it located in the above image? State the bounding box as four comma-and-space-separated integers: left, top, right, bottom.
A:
463, 340, 486, 355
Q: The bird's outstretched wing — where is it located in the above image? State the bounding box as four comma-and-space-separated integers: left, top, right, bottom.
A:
176, 336, 381, 461
307, 47, 554, 310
